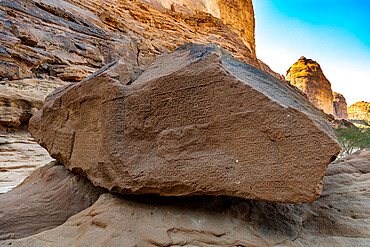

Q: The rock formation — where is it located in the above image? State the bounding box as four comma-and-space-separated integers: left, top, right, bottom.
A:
0, 0, 285, 128
29, 43, 340, 203
333, 92, 348, 119
0, 79, 68, 128
287, 57, 335, 115
0, 161, 104, 240
1, 151, 369, 246
348, 101, 370, 124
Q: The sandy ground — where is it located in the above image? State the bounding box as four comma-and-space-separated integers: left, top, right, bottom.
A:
0, 131, 53, 194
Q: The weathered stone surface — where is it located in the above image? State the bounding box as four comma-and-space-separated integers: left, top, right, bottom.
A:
287, 57, 335, 115
348, 101, 370, 124
0, 0, 280, 128
30, 43, 340, 203
0, 130, 53, 194
2, 151, 369, 246
0, 0, 258, 82
0, 161, 104, 240
0, 79, 68, 128
333, 92, 348, 119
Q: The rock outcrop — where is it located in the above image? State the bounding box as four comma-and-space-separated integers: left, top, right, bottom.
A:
0, 79, 68, 128
348, 101, 370, 124
0, 0, 258, 82
333, 92, 348, 119
30, 43, 340, 203
0, 161, 104, 240
287, 57, 335, 115
0, 0, 273, 128
2, 151, 369, 246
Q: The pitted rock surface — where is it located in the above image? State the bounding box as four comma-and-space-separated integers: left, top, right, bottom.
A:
30, 43, 341, 203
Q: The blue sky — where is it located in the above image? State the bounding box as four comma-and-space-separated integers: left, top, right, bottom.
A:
253, 0, 370, 106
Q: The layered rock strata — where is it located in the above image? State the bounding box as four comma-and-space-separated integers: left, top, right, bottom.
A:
0, 161, 104, 240
333, 92, 348, 119
287, 57, 335, 115
1, 151, 369, 246
1, 0, 282, 128
30, 43, 340, 203
348, 101, 370, 124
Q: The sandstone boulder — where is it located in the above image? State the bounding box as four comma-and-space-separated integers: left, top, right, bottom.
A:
287, 57, 335, 115
0, 161, 104, 240
2, 151, 369, 246
30, 43, 340, 203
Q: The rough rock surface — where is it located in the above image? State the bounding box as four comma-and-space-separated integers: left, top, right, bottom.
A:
0, 0, 283, 127
0, 0, 258, 82
2, 151, 369, 246
333, 92, 348, 119
0, 131, 53, 194
287, 57, 335, 115
0, 79, 69, 128
0, 161, 104, 240
30, 43, 340, 203
348, 101, 370, 124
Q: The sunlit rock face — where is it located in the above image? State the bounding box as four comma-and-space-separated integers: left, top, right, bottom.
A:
333, 92, 348, 119
0, 0, 260, 128
348, 101, 370, 123
286, 57, 334, 115
149, 0, 256, 56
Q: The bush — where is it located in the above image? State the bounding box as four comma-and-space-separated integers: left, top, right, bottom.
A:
335, 127, 370, 157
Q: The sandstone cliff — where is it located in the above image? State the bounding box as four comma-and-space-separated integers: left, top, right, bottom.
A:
287, 57, 335, 115
348, 101, 370, 124
333, 92, 348, 119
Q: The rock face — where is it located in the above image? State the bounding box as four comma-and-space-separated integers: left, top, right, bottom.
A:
2, 151, 369, 246
0, 161, 104, 240
348, 101, 370, 124
287, 57, 335, 115
0, 79, 69, 128
30, 43, 340, 203
0, 0, 258, 82
0, 131, 53, 194
333, 92, 348, 119
0, 0, 267, 128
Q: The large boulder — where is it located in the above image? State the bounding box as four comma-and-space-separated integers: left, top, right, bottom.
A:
30, 43, 340, 203
0, 161, 104, 240
2, 151, 369, 246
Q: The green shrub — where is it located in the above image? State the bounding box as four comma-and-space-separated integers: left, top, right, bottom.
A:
335, 127, 370, 157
